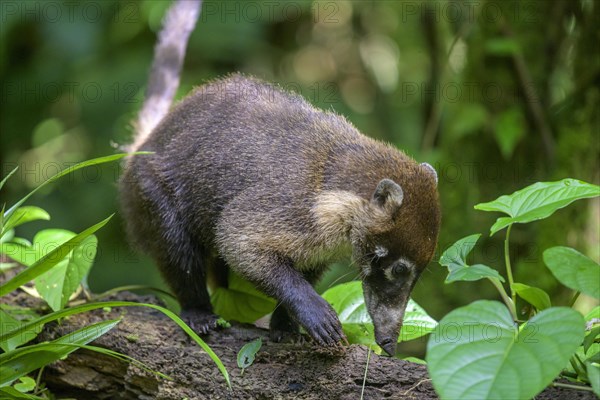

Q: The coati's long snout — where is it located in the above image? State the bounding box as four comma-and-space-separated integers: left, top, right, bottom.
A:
363, 282, 410, 356
362, 262, 420, 356
346, 177, 439, 355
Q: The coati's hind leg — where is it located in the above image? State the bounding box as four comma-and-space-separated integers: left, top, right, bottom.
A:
180, 255, 230, 334
120, 164, 217, 334
147, 213, 218, 335
269, 268, 326, 343
173, 256, 218, 336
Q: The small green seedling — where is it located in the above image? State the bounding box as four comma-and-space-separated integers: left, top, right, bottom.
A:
216, 317, 231, 329
12, 377, 36, 393
237, 338, 262, 376
125, 334, 139, 343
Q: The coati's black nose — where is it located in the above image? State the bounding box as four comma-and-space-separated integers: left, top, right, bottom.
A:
378, 338, 397, 356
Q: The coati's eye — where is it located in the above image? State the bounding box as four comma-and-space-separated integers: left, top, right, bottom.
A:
391, 262, 410, 277
383, 260, 412, 281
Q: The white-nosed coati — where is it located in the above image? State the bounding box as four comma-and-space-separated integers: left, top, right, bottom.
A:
120, 0, 440, 356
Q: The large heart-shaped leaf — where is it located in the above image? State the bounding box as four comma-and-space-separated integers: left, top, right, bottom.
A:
322, 281, 437, 345
211, 271, 276, 323
439, 234, 504, 283
0, 215, 111, 297
0, 229, 97, 311
543, 246, 599, 299
474, 179, 600, 235
427, 301, 584, 400
32, 230, 98, 311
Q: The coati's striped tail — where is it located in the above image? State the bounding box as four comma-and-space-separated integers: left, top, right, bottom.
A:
131, 0, 201, 152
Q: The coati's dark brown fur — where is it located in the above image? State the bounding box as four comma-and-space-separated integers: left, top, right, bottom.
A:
121, 74, 440, 355
120, 0, 440, 356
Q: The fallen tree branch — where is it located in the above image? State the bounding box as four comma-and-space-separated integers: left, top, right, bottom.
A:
37, 291, 439, 399
2, 268, 594, 399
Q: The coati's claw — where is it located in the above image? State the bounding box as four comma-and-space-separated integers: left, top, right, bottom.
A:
270, 330, 306, 344
292, 294, 346, 347
180, 309, 220, 335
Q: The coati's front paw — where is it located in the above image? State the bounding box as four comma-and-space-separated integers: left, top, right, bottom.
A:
269, 305, 303, 343
270, 329, 306, 344
292, 295, 346, 347
180, 308, 220, 335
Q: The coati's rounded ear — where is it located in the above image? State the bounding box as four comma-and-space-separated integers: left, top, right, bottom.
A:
420, 162, 438, 185
372, 179, 404, 213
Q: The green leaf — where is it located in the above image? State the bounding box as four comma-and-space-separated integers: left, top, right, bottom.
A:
0, 166, 18, 192
0, 386, 44, 399
3, 153, 149, 224
211, 271, 276, 323
512, 282, 551, 311
485, 37, 520, 55
493, 108, 525, 160
565, 340, 599, 378
237, 338, 262, 372
543, 246, 600, 299
0, 309, 43, 352
586, 306, 600, 323
0, 242, 32, 266
13, 377, 36, 393
446, 103, 488, 140
588, 352, 600, 364
0, 215, 111, 297
32, 229, 97, 311
475, 179, 600, 235
322, 281, 437, 344
0, 300, 230, 388
403, 356, 426, 365
586, 362, 600, 396
0, 319, 120, 387
1, 206, 50, 237
8, 237, 31, 247
439, 234, 504, 283
426, 301, 585, 400
584, 326, 600, 354
0, 228, 14, 245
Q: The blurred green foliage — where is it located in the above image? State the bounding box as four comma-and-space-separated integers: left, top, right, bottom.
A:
1, 0, 598, 355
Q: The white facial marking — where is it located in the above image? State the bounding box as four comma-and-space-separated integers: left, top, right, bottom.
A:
374, 245, 388, 258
